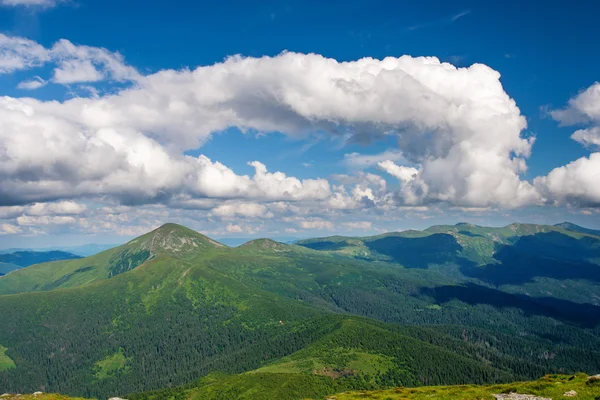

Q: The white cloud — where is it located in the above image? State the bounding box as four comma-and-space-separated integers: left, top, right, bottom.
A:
571, 127, 600, 150
0, 34, 49, 73
331, 172, 387, 192
343, 150, 408, 168
343, 221, 372, 230
0, 100, 330, 206
0, 34, 138, 86
50, 39, 140, 84
377, 160, 419, 184
540, 82, 600, 206
17, 215, 77, 226
534, 153, 600, 206
17, 76, 47, 90
551, 82, 600, 125
211, 202, 272, 218
226, 223, 243, 233
298, 219, 333, 230
1, 0, 62, 7
0, 223, 21, 234
0, 206, 26, 219
27, 201, 87, 216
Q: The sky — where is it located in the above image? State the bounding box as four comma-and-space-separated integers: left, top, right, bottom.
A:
0, 0, 600, 248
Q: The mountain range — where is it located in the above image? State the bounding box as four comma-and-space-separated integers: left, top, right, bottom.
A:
0, 222, 599, 399
0, 251, 80, 276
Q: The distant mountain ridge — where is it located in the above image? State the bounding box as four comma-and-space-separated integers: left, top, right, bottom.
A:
555, 221, 600, 237
0, 262, 20, 276
0, 250, 80, 267
0, 244, 122, 257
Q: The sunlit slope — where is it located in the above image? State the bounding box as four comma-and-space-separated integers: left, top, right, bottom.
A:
0, 223, 227, 295
131, 373, 600, 400
0, 250, 331, 397
335, 373, 600, 400
129, 318, 516, 400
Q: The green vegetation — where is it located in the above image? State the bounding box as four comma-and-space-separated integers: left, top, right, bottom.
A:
1, 222, 599, 399
130, 373, 600, 400
0, 394, 89, 400
0, 223, 227, 294
94, 348, 131, 380
335, 373, 600, 400
0, 345, 15, 371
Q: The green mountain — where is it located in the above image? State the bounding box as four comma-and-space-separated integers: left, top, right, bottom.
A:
0, 223, 225, 294
556, 221, 600, 237
1, 222, 599, 399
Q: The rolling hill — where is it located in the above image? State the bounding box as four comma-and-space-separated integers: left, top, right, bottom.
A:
1, 222, 599, 399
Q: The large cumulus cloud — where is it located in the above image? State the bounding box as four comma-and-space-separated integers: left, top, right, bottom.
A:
0, 37, 543, 209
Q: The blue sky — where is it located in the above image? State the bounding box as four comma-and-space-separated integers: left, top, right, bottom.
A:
0, 0, 599, 247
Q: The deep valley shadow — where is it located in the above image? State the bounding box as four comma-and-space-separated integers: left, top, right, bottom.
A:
365, 233, 472, 269
299, 241, 350, 251
422, 283, 600, 328
461, 232, 600, 285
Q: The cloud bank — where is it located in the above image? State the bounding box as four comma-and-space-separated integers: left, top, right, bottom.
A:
0, 33, 598, 236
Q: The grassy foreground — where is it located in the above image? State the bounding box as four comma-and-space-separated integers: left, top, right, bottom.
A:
334, 374, 600, 400
0, 395, 88, 400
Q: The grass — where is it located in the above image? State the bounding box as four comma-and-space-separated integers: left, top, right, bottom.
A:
252, 349, 395, 377
0, 395, 89, 400
93, 348, 131, 380
0, 345, 15, 371
334, 374, 600, 399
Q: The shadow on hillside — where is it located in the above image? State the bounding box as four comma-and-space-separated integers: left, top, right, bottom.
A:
460, 232, 600, 285
299, 241, 350, 251
421, 283, 600, 328
365, 233, 474, 269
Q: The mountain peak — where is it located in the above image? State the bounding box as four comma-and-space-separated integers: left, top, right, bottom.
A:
142, 223, 226, 252
555, 222, 600, 237
115, 223, 225, 266
555, 222, 580, 229
239, 238, 288, 251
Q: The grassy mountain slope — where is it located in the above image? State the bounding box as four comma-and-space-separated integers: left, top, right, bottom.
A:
335, 373, 600, 400
0, 395, 89, 400
1, 223, 600, 399
0, 249, 333, 397
132, 372, 600, 400
0, 224, 227, 295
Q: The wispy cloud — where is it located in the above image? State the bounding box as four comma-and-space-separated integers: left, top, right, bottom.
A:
0, 0, 65, 8
451, 10, 471, 22
407, 9, 471, 31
